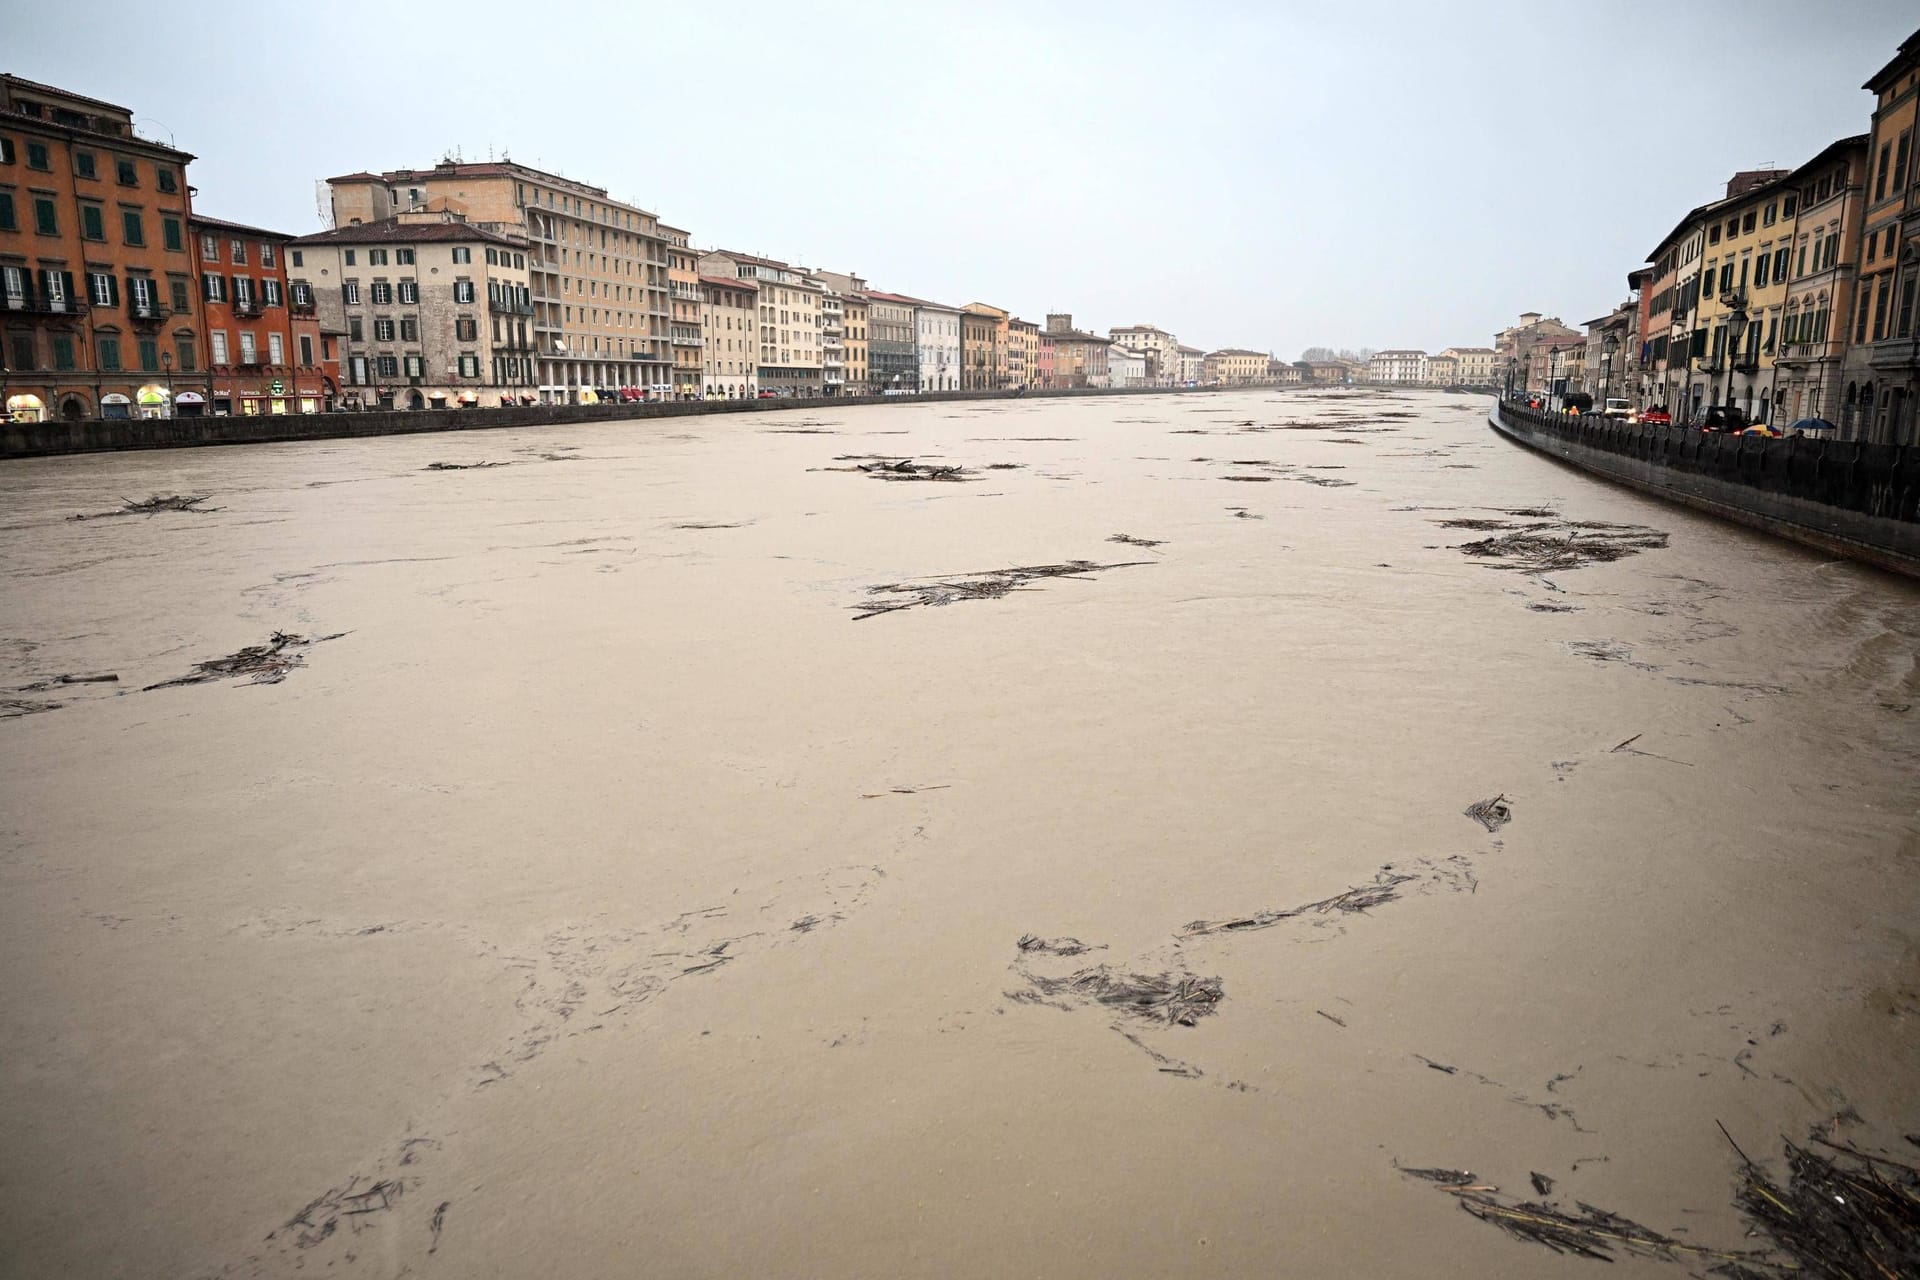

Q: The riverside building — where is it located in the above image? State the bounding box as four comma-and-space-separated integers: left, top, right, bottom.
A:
0, 75, 198, 422
327, 161, 674, 403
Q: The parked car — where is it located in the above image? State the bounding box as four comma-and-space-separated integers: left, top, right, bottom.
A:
1602, 398, 1632, 418
756, 389, 778, 399
1561, 391, 1594, 414
1635, 408, 1673, 426
1700, 405, 1750, 432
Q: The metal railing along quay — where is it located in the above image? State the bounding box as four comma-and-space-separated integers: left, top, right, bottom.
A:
1493, 400, 1918, 525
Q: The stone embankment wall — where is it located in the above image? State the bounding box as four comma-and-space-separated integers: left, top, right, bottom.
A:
0, 386, 1207, 460
1489, 400, 1920, 578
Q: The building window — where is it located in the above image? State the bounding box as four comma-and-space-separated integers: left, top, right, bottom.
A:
368, 249, 388, 266
98, 335, 122, 370
262, 279, 281, 307
8, 332, 34, 370
399, 317, 418, 341
233, 276, 252, 307
348, 316, 363, 341
260, 243, 276, 269
210, 330, 229, 364
451, 247, 471, 264
157, 167, 177, 194
88, 271, 114, 306
299, 334, 314, 365
175, 337, 196, 372
116, 157, 137, 186
163, 216, 183, 251
203, 272, 225, 302
377, 354, 399, 378
453, 280, 474, 303
0, 137, 13, 165
374, 317, 395, 341
51, 334, 75, 370
458, 353, 478, 377
343, 249, 356, 266
122, 210, 144, 246
170, 278, 189, 314
74, 150, 96, 179
403, 354, 423, 378
269, 332, 284, 365
239, 331, 256, 364
227, 239, 244, 265
398, 280, 417, 304
138, 337, 158, 371
290, 249, 303, 268
33, 195, 56, 235
370, 282, 393, 305
81, 203, 105, 240
396, 248, 414, 265
26, 141, 50, 170
456, 316, 477, 341
0, 192, 12, 232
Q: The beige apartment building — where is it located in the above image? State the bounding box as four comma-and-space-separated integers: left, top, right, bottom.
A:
1775, 135, 1868, 425
1008, 317, 1039, 389
841, 293, 869, 392
1109, 324, 1179, 384
291, 210, 535, 409
327, 160, 673, 401
1435, 346, 1497, 387
662, 224, 702, 399
699, 249, 823, 395
1205, 348, 1269, 385
1044, 313, 1110, 387
962, 302, 1010, 389
1425, 352, 1458, 385
698, 273, 757, 398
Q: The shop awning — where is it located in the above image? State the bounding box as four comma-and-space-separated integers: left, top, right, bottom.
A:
174, 392, 206, 404
7, 394, 45, 411
102, 393, 131, 405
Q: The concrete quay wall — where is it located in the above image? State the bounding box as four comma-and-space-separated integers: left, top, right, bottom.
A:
0, 386, 1215, 460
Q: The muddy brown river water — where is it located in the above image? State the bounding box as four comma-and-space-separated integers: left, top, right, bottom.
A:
1, 389, 1916, 1278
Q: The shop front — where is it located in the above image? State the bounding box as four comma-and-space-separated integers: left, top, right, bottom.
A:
6, 393, 46, 423
100, 393, 133, 420
136, 385, 171, 419
174, 391, 206, 418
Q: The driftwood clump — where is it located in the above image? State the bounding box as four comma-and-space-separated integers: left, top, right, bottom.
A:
1108, 534, 1165, 548
847, 458, 973, 482
1464, 795, 1512, 832
1022, 964, 1224, 1027
1017, 934, 1106, 957
71, 493, 221, 520
1180, 870, 1418, 937
851, 560, 1146, 621
144, 631, 344, 690
1438, 517, 1527, 531
1723, 1131, 1920, 1279
1457, 519, 1668, 573
423, 461, 510, 471
269, 1176, 404, 1251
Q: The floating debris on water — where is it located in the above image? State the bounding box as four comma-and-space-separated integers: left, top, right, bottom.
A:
1457, 519, 1669, 573
71, 493, 222, 520
1464, 795, 1511, 832
144, 631, 345, 690
851, 560, 1147, 621
424, 461, 510, 471
1016, 934, 1106, 957
1180, 870, 1419, 937
1108, 534, 1166, 549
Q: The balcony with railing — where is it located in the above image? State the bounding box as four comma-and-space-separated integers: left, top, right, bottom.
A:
489, 294, 535, 315
3, 294, 88, 317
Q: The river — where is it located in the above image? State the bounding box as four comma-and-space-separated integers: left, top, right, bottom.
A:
1, 389, 1916, 1278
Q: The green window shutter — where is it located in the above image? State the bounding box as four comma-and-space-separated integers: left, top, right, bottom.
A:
108, 274, 120, 306
60, 270, 75, 302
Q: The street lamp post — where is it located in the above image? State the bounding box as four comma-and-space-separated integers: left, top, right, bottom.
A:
1602, 334, 1618, 409
161, 350, 173, 418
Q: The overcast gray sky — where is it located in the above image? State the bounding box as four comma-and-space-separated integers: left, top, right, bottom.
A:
12, 1, 1914, 355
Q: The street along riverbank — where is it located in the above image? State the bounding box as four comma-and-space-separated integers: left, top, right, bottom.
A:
1489, 399, 1920, 579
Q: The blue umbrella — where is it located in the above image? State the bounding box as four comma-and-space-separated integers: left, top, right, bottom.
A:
1787, 418, 1837, 434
